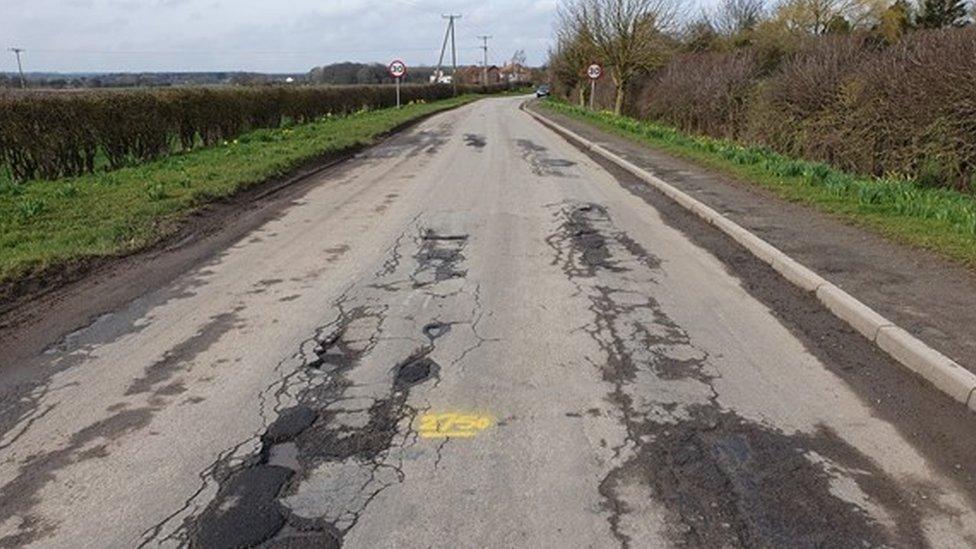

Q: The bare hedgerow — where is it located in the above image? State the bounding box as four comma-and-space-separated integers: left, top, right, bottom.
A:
640, 49, 762, 139
630, 25, 976, 190
843, 27, 976, 187
746, 33, 871, 159
751, 28, 976, 187
0, 83, 512, 183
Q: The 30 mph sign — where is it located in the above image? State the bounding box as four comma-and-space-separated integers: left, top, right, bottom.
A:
586, 63, 603, 80
389, 60, 407, 108
586, 63, 603, 110
388, 60, 407, 79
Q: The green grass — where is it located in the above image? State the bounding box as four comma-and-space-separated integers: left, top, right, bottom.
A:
0, 95, 480, 285
541, 100, 976, 267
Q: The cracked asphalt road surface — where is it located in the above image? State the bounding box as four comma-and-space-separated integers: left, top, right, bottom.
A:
2, 97, 976, 548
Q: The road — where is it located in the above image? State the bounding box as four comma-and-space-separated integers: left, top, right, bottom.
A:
1, 96, 975, 548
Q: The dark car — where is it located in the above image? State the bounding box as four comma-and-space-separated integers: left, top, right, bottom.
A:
535, 84, 551, 98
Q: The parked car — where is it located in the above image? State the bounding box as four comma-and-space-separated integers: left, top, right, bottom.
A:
535, 84, 551, 98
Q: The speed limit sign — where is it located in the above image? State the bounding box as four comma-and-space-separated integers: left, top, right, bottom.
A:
586, 63, 603, 110
389, 59, 407, 108
586, 63, 603, 80
388, 59, 407, 79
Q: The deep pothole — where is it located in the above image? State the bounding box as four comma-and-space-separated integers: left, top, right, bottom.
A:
394, 356, 440, 388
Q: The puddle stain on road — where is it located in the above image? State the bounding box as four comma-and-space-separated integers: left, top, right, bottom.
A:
418, 413, 493, 439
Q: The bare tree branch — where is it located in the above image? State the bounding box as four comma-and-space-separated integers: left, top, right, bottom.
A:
559, 0, 678, 114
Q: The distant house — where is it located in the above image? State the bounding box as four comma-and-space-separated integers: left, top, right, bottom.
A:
455, 65, 501, 86
429, 70, 453, 84
499, 63, 531, 84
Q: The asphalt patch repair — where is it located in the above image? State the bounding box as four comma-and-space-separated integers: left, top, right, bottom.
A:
541, 113, 976, 517
602, 405, 925, 548
543, 198, 925, 548
414, 230, 468, 285
546, 202, 627, 278
514, 138, 577, 177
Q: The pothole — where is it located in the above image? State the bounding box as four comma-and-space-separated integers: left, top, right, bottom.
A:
463, 134, 487, 149
394, 357, 440, 388
423, 322, 452, 341
414, 230, 469, 284
421, 230, 467, 242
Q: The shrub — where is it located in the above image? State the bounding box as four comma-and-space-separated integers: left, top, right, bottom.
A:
621, 26, 976, 192
0, 83, 513, 183
639, 50, 762, 139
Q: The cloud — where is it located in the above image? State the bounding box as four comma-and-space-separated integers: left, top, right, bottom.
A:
1, 0, 560, 73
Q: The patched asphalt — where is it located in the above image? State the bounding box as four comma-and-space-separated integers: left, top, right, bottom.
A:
2, 97, 975, 548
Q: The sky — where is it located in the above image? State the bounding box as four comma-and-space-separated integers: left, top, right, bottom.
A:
0, 0, 570, 74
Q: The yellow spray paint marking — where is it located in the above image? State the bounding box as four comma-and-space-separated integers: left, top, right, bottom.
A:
419, 412, 492, 438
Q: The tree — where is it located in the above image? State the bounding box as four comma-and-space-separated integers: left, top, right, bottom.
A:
876, 0, 913, 42
511, 49, 528, 67
775, 0, 885, 34
825, 13, 853, 32
917, 0, 969, 27
716, 0, 766, 35
683, 13, 723, 51
549, 27, 596, 106
559, 0, 677, 114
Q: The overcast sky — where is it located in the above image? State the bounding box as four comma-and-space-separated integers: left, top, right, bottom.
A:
0, 0, 575, 73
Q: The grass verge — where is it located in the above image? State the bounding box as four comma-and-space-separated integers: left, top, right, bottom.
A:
0, 95, 479, 287
540, 100, 976, 267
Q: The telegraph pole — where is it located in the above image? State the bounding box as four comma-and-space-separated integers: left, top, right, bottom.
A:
441, 14, 461, 95
9, 48, 26, 89
434, 19, 451, 84
477, 35, 491, 85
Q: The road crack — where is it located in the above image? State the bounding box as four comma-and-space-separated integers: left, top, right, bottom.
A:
545, 200, 925, 548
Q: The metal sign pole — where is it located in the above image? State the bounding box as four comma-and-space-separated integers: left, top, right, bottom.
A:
389, 60, 407, 108
586, 63, 603, 111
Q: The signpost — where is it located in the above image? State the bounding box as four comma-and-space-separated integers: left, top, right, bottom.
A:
389, 59, 408, 108
586, 63, 603, 110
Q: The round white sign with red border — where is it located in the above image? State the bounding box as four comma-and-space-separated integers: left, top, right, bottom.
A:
587, 63, 603, 80
388, 60, 407, 79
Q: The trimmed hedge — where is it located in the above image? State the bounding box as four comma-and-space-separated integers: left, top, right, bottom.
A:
0, 83, 513, 182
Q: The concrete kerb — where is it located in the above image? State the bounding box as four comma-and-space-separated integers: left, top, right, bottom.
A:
525, 104, 976, 414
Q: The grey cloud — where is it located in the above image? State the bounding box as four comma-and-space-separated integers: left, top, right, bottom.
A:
1, 0, 560, 73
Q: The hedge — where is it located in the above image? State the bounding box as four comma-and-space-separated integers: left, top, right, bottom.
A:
0, 83, 514, 182
618, 27, 976, 192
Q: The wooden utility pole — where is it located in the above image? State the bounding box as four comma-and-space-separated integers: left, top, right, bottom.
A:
9, 48, 26, 89
477, 35, 491, 85
440, 14, 461, 95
